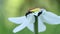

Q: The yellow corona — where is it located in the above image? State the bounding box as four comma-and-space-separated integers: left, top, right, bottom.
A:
30, 8, 40, 12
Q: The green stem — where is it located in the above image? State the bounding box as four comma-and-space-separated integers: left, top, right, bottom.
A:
34, 16, 38, 34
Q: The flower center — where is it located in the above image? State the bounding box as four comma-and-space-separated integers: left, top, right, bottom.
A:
30, 8, 41, 13
25, 8, 42, 16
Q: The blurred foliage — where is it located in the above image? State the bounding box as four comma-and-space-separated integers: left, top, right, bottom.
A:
0, 0, 60, 34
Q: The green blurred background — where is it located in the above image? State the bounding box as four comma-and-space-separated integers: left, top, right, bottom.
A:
0, 0, 60, 34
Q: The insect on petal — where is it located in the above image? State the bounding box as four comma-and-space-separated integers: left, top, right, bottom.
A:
8, 16, 26, 24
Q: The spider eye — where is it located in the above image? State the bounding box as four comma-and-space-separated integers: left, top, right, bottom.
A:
25, 11, 32, 16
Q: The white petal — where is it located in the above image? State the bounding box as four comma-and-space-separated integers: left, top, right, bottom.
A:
13, 19, 29, 33
27, 14, 35, 24
38, 16, 46, 32
59, 16, 60, 18
27, 16, 46, 32
8, 16, 26, 24
27, 23, 34, 32
42, 10, 60, 24
27, 14, 35, 32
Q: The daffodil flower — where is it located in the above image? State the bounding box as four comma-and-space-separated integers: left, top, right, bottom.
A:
8, 8, 60, 33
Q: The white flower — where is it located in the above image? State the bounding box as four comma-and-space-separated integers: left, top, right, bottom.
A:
8, 8, 60, 33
